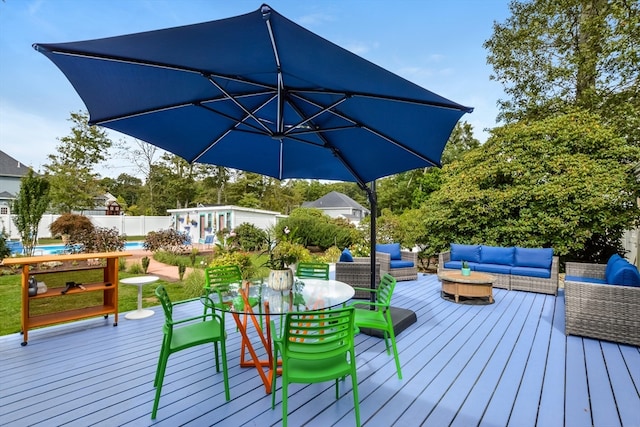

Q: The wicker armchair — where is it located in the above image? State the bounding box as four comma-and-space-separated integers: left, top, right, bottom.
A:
376, 250, 418, 281
335, 257, 381, 299
564, 262, 640, 347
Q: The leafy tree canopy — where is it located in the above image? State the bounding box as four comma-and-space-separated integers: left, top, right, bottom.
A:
414, 110, 640, 262
485, 0, 640, 145
45, 111, 112, 213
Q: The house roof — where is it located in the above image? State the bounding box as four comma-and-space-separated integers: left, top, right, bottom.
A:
302, 191, 369, 213
0, 151, 33, 178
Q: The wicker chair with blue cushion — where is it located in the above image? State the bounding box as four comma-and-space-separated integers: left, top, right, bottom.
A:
335, 248, 381, 298
564, 254, 640, 346
375, 243, 417, 281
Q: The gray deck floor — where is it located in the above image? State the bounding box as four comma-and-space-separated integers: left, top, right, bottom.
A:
1, 274, 639, 426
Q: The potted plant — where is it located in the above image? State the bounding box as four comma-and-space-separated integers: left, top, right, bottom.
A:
263, 226, 305, 291
461, 260, 471, 276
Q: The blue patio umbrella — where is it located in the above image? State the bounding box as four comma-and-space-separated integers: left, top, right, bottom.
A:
33, 4, 472, 294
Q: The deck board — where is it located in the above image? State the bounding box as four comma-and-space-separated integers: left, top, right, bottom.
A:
1, 273, 639, 426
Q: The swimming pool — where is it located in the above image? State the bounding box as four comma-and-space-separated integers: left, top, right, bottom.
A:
34, 241, 145, 255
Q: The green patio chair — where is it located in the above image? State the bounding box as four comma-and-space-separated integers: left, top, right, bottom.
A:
350, 273, 402, 379
271, 306, 360, 427
152, 285, 230, 419
295, 262, 330, 280
203, 265, 243, 315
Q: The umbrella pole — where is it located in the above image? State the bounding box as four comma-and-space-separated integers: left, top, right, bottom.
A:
368, 181, 377, 303
363, 180, 417, 337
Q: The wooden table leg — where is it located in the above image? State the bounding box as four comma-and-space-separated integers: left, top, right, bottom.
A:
232, 287, 279, 394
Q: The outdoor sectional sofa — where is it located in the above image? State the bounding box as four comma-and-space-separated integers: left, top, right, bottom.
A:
564, 254, 640, 347
438, 243, 559, 295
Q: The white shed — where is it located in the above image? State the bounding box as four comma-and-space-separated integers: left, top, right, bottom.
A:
167, 205, 285, 245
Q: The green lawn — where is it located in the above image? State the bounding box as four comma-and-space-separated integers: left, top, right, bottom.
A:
0, 270, 198, 336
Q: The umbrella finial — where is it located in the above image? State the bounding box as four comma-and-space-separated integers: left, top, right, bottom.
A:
261, 5, 271, 20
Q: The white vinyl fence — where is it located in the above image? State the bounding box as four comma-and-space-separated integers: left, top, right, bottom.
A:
0, 214, 173, 240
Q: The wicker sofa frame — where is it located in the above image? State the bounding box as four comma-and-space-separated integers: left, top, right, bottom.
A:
437, 250, 559, 295
564, 262, 640, 347
335, 257, 381, 299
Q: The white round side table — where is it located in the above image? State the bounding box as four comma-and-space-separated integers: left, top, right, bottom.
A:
120, 275, 159, 319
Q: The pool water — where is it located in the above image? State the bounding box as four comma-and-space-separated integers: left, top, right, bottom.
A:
34, 241, 144, 255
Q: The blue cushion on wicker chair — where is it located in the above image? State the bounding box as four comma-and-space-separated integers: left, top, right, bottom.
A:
376, 243, 402, 260
606, 258, 640, 287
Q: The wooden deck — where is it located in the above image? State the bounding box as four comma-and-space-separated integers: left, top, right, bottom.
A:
1, 274, 639, 426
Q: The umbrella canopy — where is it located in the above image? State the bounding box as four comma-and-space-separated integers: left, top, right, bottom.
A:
33, 4, 472, 189
34, 4, 472, 295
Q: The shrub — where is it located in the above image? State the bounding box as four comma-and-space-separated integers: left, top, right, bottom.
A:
319, 246, 342, 263
49, 213, 94, 239
70, 226, 126, 253
144, 229, 189, 254
232, 222, 267, 252
128, 263, 144, 274
209, 251, 256, 280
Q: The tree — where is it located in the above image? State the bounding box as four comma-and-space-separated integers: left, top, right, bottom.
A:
45, 111, 113, 213
485, 0, 640, 145
376, 121, 480, 213
416, 110, 640, 262
11, 170, 50, 256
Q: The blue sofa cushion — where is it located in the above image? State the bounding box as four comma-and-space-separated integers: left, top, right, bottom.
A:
606, 258, 640, 287
510, 266, 552, 279
376, 243, 402, 260
474, 263, 512, 275
339, 248, 353, 262
390, 260, 414, 269
450, 244, 481, 263
565, 275, 608, 285
480, 245, 515, 266
514, 247, 553, 269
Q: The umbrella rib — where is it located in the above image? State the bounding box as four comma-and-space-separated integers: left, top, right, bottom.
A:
283, 96, 349, 136
34, 45, 276, 92
204, 75, 274, 135
263, 7, 286, 136
285, 97, 369, 187
92, 91, 273, 126
289, 92, 440, 167
292, 88, 473, 113
191, 94, 279, 163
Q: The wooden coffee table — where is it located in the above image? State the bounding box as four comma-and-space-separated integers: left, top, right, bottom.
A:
439, 271, 496, 304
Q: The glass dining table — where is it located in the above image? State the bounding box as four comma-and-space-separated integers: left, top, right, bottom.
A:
201, 278, 355, 393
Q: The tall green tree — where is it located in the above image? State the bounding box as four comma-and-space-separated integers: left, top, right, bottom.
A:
12, 170, 50, 256
416, 110, 640, 262
485, 0, 639, 145
45, 111, 112, 213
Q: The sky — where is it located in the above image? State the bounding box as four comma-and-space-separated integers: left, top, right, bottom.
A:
0, 0, 512, 179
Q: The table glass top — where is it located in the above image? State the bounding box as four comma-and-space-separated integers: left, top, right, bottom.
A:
202, 278, 355, 315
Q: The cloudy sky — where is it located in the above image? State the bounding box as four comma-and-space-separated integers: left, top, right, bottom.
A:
0, 0, 511, 178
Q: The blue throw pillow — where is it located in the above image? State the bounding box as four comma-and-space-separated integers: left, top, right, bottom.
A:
339, 248, 353, 262
376, 243, 402, 260
450, 243, 481, 263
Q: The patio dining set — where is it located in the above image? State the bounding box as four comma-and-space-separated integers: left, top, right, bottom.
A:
151, 263, 403, 426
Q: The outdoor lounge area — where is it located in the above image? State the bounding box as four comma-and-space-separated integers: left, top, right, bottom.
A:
1, 273, 638, 426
